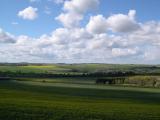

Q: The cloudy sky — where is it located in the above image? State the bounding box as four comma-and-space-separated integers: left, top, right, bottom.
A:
0, 0, 160, 64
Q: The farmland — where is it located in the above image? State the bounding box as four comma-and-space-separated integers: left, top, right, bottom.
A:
0, 63, 160, 120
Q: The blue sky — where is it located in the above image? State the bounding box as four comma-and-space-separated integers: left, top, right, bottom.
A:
0, 0, 160, 63
0, 0, 61, 37
1, 0, 160, 37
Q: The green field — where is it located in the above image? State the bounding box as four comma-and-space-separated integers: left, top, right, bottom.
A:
0, 63, 160, 74
0, 79, 160, 120
0, 64, 160, 120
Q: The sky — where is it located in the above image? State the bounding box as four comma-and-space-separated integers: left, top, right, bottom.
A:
0, 0, 160, 64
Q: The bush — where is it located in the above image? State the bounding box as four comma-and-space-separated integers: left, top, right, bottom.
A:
124, 76, 160, 87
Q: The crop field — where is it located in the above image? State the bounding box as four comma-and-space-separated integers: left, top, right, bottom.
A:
0, 65, 67, 73
0, 64, 160, 120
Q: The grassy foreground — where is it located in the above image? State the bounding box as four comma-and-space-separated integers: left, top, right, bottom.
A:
0, 80, 160, 120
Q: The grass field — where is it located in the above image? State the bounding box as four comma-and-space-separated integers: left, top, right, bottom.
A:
0, 64, 160, 120
0, 79, 160, 120
0, 65, 65, 73
1, 63, 160, 74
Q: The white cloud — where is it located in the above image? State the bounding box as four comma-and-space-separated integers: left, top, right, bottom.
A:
1, 0, 160, 63
86, 10, 140, 34
1, 19, 160, 63
63, 0, 99, 14
56, 0, 99, 28
0, 29, 16, 43
18, 6, 38, 20
56, 12, 83, 28
107, 10, 140, 33
86, 15, 107, 34
112, 47, 139, 57
128, 10, 136, 20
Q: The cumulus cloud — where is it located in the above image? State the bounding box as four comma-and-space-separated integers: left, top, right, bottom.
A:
63, 0, 99, 14
1, 19, 160, 63
143, 46, 160, 63
0, 29, 16, 43
56, 12, 83, 28
56, 0, 99, 28
18, 6, 38, 20
1, 1, 160, 63
86, 15, 108, 34
107, 10, 140, 33
86, 10, 140, 34
112, 47, 139, 57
